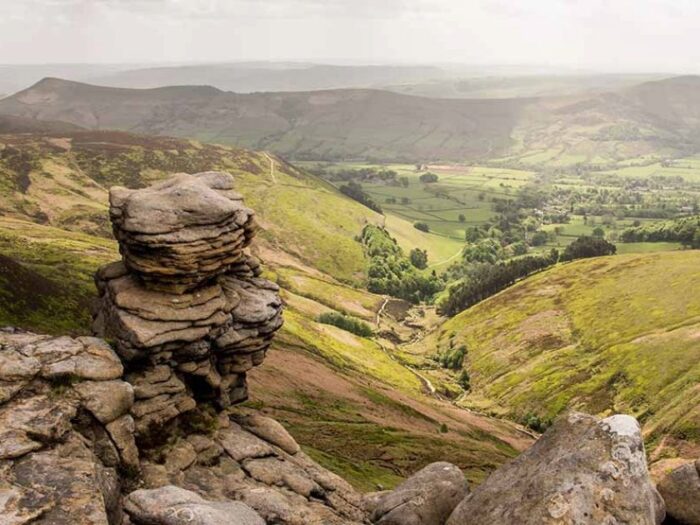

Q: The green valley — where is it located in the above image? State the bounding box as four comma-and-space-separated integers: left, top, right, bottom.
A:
409, 251, 700, 458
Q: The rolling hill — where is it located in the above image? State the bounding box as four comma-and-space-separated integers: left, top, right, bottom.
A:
91, 63, 448, 93
3, 76, 700, 163
410, 251, 700, 458
0, 78, 526, 161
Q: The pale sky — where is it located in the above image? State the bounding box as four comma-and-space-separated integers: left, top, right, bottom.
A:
1, 0, 700, 72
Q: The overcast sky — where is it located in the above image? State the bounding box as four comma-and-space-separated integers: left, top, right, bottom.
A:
1, 0, 700, 71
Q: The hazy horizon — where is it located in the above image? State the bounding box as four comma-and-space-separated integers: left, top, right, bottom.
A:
2, 0, 700, 73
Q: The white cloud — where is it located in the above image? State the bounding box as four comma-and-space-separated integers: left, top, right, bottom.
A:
0, 0, 699, 71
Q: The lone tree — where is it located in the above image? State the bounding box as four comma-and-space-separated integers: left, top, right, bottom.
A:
414, 222, 430, 233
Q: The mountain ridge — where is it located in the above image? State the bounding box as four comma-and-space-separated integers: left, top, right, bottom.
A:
4, 75, 700, 162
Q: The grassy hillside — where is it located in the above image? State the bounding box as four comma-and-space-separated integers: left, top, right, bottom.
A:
0, 130, 455, 283
0, 131, 365, 282
413, 251, 700, 457
4, 76, 700, 163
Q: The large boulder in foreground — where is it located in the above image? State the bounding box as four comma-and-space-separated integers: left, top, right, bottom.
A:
657, 459, 700, 524
369, 461, 468, 525
447, 412, 664, 525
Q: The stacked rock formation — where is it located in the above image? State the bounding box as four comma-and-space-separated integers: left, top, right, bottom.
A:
92, 172, 283, 437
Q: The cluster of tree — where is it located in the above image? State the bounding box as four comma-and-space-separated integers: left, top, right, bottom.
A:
419, 172, 439, 183
436, 345, 467, 370
413, 222, 430, 232
308, 165, 398, 183
385, 196, 412, 204
339, 181, 383, 213
620, 216, 700, 248
361, 225, 443, 304
438, 250, 560, 316
318, 312, 374, 337
409, 248, 428, 269
560, 236, 616, 261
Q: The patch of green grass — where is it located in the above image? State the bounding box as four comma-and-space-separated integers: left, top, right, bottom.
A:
276, 267, 383, 320
0, 219, 117, 334
279, 308, 422, 393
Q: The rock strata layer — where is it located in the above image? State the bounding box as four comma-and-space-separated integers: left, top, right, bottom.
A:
93, 172, 284, 437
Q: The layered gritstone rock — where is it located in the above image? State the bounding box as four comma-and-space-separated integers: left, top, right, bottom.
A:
135, 408, 367, 525
92, 172, 283, 438
0, 328, 135, 525
109, 171, 256, 293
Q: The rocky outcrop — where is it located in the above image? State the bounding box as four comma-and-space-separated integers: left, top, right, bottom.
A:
108, 172, 256, 293
368, 462, 468, 525
0, 328, 133, 524
657, 459, 700, 524
93, 172, 283, 438
138, 407, 367, 524
0, 171, 371, 525
446, 412, 665, 525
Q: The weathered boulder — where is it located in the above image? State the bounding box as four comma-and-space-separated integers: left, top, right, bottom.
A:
234, 411, 301, 455
75, 379, 134, 424
124, 485, 265, 525
0, 330, 138, 474
447, 412, 665, 525
370, 462, 468, 525
657, 459, 700, 524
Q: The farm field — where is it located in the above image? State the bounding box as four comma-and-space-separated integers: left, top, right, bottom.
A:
301, 160, 694, 261
301, 162, 535, 240
599, 155, 700, 183
539, 215, 683, 252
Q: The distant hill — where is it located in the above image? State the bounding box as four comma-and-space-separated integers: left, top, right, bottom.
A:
3, 76, 700, 163
414, 251, 700, 458
0, 78, 526, 161
389, 73, 665, 99
91, 63, 449, 92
